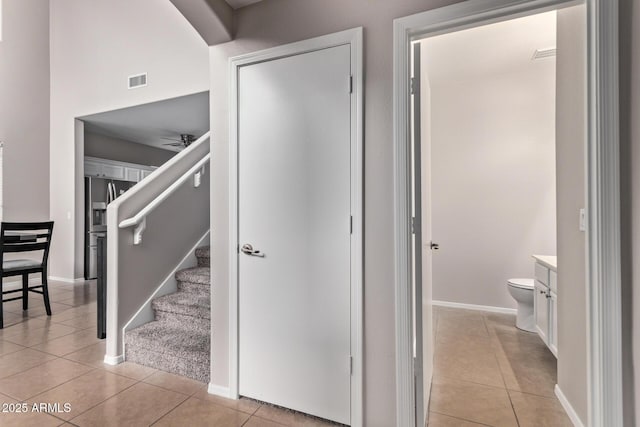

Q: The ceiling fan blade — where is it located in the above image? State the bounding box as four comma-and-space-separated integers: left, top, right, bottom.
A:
160, 137, 182, 142
163, 142, 183, 146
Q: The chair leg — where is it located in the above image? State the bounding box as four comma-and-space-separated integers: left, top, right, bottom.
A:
0, 279, 4, 329
22, 274, 28, 311
42, 273, 52, 316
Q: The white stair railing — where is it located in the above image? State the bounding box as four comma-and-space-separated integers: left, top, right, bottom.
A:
119, 152, 209, 244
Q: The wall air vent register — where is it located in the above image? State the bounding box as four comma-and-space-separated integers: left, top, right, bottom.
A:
128, 73, 148, 89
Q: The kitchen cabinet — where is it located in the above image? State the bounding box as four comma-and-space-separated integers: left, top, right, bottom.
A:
84, 157, 155, 183
101, 164, 125, 180
125, 167, 141, 183
532, 255, 558, 357
84, 160, 102, 177
141, 169, 154, 180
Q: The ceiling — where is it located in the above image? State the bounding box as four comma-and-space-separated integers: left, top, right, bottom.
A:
80, 92, 210, 152
420, 10, 556, 84
225, 0, 263, 9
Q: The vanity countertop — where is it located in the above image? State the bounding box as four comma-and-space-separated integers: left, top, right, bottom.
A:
532, 255, 557, 272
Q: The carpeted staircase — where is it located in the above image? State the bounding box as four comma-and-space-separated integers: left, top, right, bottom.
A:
125, 246, 211, 382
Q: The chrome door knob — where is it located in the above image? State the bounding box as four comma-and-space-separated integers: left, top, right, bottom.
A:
241, 243, 265, 257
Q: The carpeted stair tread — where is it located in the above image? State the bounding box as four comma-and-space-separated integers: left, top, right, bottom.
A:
178, 280, 210, 294
152, 292, 210, 320
195, 246, 210, 259
126, 345, 209, 383
175, 266, 210, 285
195, 246, 210, 267
125, 245, 212, 383
126, 321, 209, 357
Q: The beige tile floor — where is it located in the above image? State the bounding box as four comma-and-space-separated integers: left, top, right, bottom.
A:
0, 280, 338, 426
428, 306, 573, 427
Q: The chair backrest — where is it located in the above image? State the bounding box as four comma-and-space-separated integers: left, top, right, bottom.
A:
0, 222, 55, 268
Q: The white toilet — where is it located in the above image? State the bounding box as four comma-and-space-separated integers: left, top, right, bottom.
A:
507, 278, 535, 332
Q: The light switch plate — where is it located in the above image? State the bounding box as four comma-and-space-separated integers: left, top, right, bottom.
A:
579, 208, 586, 232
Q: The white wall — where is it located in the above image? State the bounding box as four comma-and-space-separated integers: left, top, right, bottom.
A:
49, 0, 210, 280
429, 62, 557, 309
0, 0, 50, 221
84, 132, 175, 167
555, 5, 588, 423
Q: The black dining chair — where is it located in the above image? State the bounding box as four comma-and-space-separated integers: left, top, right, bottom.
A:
0, 222, 54, 328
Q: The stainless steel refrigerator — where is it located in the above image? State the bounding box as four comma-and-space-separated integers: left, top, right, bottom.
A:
84, 177, 135, 279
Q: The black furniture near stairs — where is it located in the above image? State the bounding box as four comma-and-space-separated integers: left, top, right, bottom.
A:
97, 235, 107, 339
0, 221, 55, 329
125, 245, 211, 382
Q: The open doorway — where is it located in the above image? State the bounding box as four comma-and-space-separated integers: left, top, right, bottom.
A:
404, 5, 589, 425
74, 91, 209, 280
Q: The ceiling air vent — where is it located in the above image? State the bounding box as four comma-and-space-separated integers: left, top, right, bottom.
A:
128, 73, 147, 89
532, 47, 557, 60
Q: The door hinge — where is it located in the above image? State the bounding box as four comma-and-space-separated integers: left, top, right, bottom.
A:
410, 77, 418, 95
413, 357, 421, 376
348, 75, 353, 94
350, 215, 353, 234
411, 217, 416, 234
350, 356, 353, 375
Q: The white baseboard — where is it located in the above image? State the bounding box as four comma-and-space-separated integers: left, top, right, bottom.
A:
555, 384, 585, 427
208, 383, 233, 399
103, 354, 124, 366
432, 300, 516, 315
48, 276, 86, 284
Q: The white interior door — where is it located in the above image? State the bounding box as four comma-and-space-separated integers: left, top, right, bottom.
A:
414, 43, 437, 425
411, 42, 426, 427
413, 41, 435, 427
238, 44, 352, 425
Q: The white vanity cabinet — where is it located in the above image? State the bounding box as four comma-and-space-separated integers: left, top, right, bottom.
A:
549, 290, 558, 355
534, 280, 549, 343
533, 255, 558, 357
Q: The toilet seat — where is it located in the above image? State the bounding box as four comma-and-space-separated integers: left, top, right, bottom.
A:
507, 278, 534, 290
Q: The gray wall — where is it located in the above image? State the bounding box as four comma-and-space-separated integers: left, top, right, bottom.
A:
208, 1, 463, 425
84, 132, 176, 167
49, 0, 210, 281
0, 0, 50, 221
555, 5, 588, 424
430, 66, 557, 309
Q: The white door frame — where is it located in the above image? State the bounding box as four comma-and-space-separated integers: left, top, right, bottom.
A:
228, 27, 364, 426
393, 1, 620, 427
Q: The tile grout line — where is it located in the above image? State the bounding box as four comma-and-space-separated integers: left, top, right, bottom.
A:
146, 391, 192, 426
435, 373, 511, 392
140, 377, 205, 399
483, 313, 521, 427
16, 366, 98, 405
430, 410, 493, 426
0, 354, 62, 383
64, 378, 142, 424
